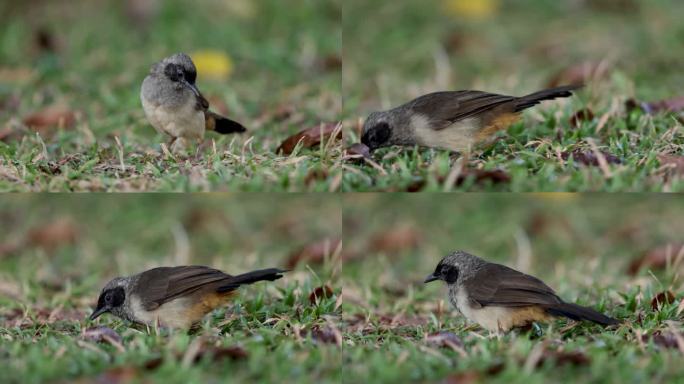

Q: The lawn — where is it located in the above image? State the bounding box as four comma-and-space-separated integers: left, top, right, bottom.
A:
342, 0, 684, 192
0, 0, 342, 192
0, 195, 342, 383
342, 194, 684, 382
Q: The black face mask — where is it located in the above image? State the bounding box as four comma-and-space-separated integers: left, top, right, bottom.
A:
361, 122, 391, 150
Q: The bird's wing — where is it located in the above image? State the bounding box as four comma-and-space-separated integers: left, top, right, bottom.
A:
407, 91, 516, 130
135, 266, 231, 311
464, 263, 562, 307
195, 91, 210, 112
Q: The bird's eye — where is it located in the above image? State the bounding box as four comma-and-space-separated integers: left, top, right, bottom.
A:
105, 293, 112, 303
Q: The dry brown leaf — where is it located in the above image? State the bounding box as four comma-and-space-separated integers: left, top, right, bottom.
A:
82, 326, 124, 351
276, 122, 341, 155
344, 143, 372, 162
309, 325, 341, 345
425, 332, 464, 349
285, 238, 340, 269
561, 149, 621, 166
626, 96, 684, 115
569, 108, 595, 127
642, 331, 684, 350
650, 291, 676, 311
368, 224, 422, 254
548, 61, 609, 88
540, 350, 591, 367
627, 243, 684, 275
23, 105, 76, 131
26, 217, 79, 252
309, 285, 334, 305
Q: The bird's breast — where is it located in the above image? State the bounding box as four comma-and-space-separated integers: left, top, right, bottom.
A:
449, 286, 551, 332
129, 291, 235, 329
411, 114, 481, 152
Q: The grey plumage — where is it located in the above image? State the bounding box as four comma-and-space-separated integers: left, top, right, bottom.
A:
140, 53, 246, 153
425, 251, 619, 332
361, 85, 581, 152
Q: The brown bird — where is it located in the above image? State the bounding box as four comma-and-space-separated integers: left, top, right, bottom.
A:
90, 266, 286, 329
361, 85, 581, 152
424, 251, 619, 333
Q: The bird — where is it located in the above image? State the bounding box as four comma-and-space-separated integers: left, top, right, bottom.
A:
360, 85, 581, 152
140, 53, 246, 153
424, 251, 619, 333
89, 265, 287, 329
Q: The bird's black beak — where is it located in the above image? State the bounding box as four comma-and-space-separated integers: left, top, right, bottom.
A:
89, 306, 109, 321
181, 79, 202, 99
423, 273, 439, 283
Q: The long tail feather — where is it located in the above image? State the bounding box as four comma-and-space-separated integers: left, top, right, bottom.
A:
514, 85, 583, 112
546, 302, 619, 326
216, 268, 287, 293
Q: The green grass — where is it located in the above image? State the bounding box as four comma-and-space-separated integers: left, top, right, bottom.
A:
0, 0, 342, 192
342, 0, 684, 192
0, 195, 342, 383
341, 194, 684, 383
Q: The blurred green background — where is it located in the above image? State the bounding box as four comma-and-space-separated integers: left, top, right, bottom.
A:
343, 193, 684, 295
343, 0, 684, 115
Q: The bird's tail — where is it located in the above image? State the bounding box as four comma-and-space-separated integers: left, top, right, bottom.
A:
205, 111, 247, 134
545, 302, 619, 326
514, 85, 582, 112
216, 268, 287, 293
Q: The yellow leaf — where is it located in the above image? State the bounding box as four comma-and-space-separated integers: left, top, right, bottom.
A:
191, 50, 233, 80
443, 0, 499, 20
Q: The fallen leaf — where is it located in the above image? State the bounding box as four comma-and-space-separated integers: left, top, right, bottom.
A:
309, 325, 341, 345
642, 331, 684, 350
626, 96, 684, 115
318, 54, 342, 71
285, 238, 341, 269
542, 350, 591, 367
23, 105, 76, 131
344, 143, 371, 162
561, 149, 621, 166
627, 243, 684, 275
82, 326, 124, 351
368, 224, 422, 254
651, 291, 676, 311
548, 61, 609, 88
277, 122, 341, 155
199, 346, 249, 362
425, 332, 464, 350
309, 285, 334, 305
191, 50, 233, 80
26, 217, 79, 252
569, 108, 595, 127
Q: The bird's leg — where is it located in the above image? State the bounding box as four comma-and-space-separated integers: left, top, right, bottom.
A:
170, 137, 190, 154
